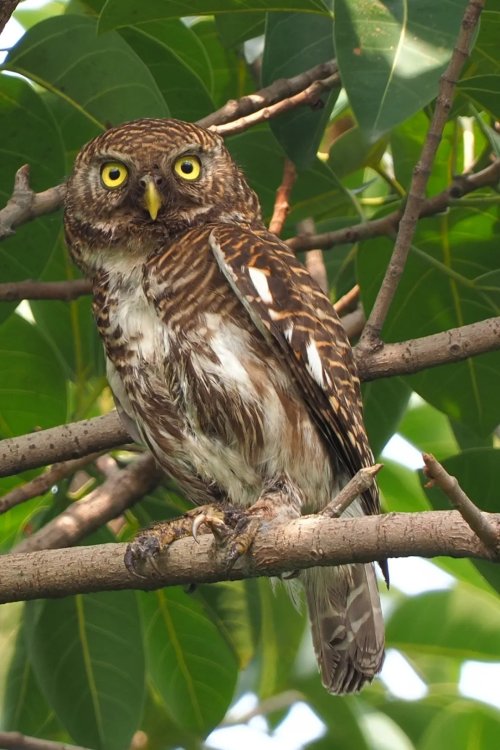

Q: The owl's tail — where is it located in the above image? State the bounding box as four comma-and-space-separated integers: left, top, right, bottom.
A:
303, 562, 384, 693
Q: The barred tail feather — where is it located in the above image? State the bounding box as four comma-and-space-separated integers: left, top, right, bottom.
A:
304, 563, 384, 694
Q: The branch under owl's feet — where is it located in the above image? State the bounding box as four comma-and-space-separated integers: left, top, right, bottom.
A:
1, 509, 499, 604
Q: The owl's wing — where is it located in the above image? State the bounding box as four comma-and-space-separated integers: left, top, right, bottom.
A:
209, 224, 379, 517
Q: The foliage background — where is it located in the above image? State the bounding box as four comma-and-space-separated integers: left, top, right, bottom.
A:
0, 0, 500, 748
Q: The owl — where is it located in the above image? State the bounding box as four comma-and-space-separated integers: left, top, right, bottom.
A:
64, 118, 385, 694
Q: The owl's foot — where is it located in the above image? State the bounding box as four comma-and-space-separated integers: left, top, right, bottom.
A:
224, 482, 301, 569
124, 503, 237, 578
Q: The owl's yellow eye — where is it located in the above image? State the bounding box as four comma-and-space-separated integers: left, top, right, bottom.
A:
100, 162, 128, 189
173, 155, 201, 181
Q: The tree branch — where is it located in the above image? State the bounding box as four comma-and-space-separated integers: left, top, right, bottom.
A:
268, 159, 297, 236
359, 0, 485, 349
423, 452, 498, 554
14, 454, 161, 553
197, 60, 338, 128
1, 510, 498, 604
1, 315, 499, 478
0, 165, 65, 240
0, 0, 21, 35
286, 157, 500, 253
0, 412, 130, 478
356, 316, 500, 381
0, 279, 91, 302
0, 731, 91, 750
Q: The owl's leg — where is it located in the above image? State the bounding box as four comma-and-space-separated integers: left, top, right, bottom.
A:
224, 476, 303, 568
124, 503, 242, 577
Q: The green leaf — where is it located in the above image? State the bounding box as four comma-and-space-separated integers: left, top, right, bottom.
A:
24, 591, 145, 750
424, 449, 500, 593
419, 700, 500, 750
120, 21, 215, 122
357, 207, 500, 436
0, 75, 65, 324
0, 314, 67, 437
226, 128, 355, 227
255, 578, 307, 698
140, 587, 238, 737
335, 0, 467, 139
459, 74, 500, 117
262, 11, 338, 168
215, 12, 265, 47
387, 586, 500, 662
328, 125, 388, 180
194, 581, 255, 669
2, 615, 65, 740
99, 0, 333, 32
4, 15, 169, 153
398, 398, 459, 461
362, 377, 411, 458
378, 459, 429, 513
467, 4, 500, 78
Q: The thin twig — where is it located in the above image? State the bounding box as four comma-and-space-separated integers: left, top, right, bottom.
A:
287, 157, 500, 253
14, 454, 161, 553
0, 451, 104, 515
299, 218, 329, 294
268, 159, 297, 235
334, 284, 360, 315
341, 306, 366, 340
0, 731, 90, 750
0, 278, 91, 302
359, 0, 486, 350
422, 453, 498, 555
198, 60, 338, 128
0, 165, 65, 240
322, 465, 383, 518
212, 73, 340, 137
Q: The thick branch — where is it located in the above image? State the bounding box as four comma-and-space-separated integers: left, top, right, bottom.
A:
359, 0, 485, 348
0, 412, 129, 478
355, 316, 500, 381
1, 510, 498, 604
1, 316, 499, 478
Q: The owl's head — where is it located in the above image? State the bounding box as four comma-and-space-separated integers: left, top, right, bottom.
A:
64, 118, 262, 274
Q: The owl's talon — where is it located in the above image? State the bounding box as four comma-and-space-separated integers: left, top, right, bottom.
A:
124, 535, 161, 578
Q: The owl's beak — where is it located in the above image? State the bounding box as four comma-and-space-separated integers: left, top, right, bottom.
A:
143, 180, 162, 221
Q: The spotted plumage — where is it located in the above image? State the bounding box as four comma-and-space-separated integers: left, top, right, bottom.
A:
64, 117, 385, 694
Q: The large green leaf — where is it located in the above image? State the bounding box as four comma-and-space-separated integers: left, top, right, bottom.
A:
140, 587, 238, 738
255, 578, 307, 698
419, 700, 500, 750
459, 74, 500, 117
362, 377, 411, 458
357, 206, 500, 436
262, 11, 338, 168
0, 314, 67, 437
387, 586, 500, 662
398, 398, 459, 461
4, 14, 169, 157
215, 12, 265, 47
0, 75, 65, 324
466, 1, 500, 78
226, 128, 355, 227
120, 21, 215, 122
335, 0, 468, 139
99, 0, 332, 32
24, 590, 145, 750
2, 618, 66, 741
